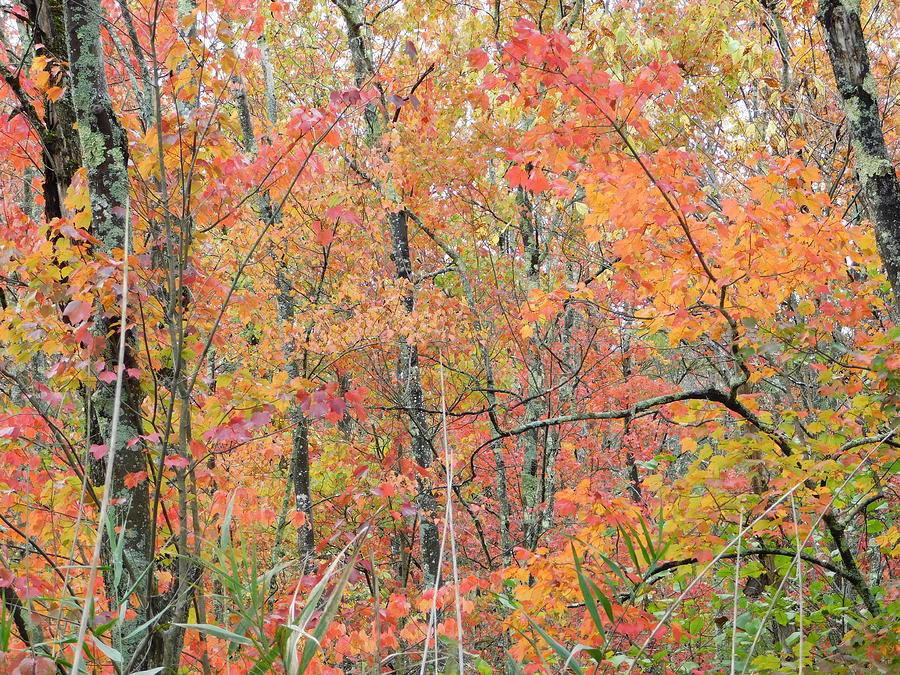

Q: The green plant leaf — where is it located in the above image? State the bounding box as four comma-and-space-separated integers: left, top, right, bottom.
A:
175, 623, 253, 646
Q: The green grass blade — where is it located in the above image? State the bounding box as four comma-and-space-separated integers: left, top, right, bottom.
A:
571, 544, 606, 639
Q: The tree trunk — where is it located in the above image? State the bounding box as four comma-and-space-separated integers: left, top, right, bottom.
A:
63, 0, 156, 666
21, 0, 81, 220
818, 0, 900, 302
335, 0, 441, 588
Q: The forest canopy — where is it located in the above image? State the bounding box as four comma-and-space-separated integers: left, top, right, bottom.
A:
0, 0, 898, 673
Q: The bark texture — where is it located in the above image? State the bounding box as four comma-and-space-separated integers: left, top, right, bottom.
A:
63, 0, 155, 665
819, 0, 900, 301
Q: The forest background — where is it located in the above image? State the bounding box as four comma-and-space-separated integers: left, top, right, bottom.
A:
0, 0, 898, 672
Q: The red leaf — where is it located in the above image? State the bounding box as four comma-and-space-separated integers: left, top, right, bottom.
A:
373, 482, 396, 498
97, 370, 117, 384
526, 168, 550, 193
249, 410, 272, 428
696, 548, 714, 563
12, 655, 56, 675
506, 165, 527, 188
313, 222, 335, 247
345, 387, 367, 404
290, 510, 308, 528
90, 444, 108, 460
123, 471, 148, 488
466, 48, 489, 69
190, 440, 207, 458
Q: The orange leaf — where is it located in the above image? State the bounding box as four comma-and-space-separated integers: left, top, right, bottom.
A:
290, 510, 308, 528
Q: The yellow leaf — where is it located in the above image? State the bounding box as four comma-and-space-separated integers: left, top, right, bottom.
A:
33, 69, 50, 90
73, 209, 92, 231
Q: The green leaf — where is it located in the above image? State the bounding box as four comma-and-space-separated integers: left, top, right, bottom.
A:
572, 544, 606, 639
596, 552, 629, 585
620, 527, 641, 570
593, 580, 615, 624
175, 623, 253, 646
90, 635, 122, 663
638, 517, 655, 560
583, 647, 605, 662
688, 616, 704, 635
751, 653, 783, 670
220, 492, 237, 552
248, 643, 279, 675
475, 657, 492, 675
866, 519, 885, 534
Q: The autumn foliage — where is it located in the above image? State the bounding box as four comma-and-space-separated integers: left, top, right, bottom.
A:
0, 0, 898, 673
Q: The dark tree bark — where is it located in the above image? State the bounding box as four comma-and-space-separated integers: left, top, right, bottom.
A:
20, 0, 81, 221
63, 0, 156, 666
819, 0, 900, 302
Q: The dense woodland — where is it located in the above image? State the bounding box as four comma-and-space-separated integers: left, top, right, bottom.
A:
0, 0, 898, 672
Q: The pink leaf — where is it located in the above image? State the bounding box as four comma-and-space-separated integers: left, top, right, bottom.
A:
62, 299, 92, 325
248, 410, 272, 428
164, 455, 190, 469
90, 444, 108, 460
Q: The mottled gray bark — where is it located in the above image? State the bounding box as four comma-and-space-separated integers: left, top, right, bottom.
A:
822, 510, 880, 615
819, 0, 900, 303
517, 186, 548, 551
63, 0, 156, 666
276, 262, 315, 564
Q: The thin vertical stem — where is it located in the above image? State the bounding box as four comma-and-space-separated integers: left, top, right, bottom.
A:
791, 496, 804, 674
440, 351, 465, 671
730, 507, 743, 675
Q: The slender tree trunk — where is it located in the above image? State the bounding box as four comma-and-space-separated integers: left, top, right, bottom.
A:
818, 0, 900, 303
335, 0, 441, 588
413, 217, 511, 564
518, 187, 547, 551
235, 67, 315, 564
